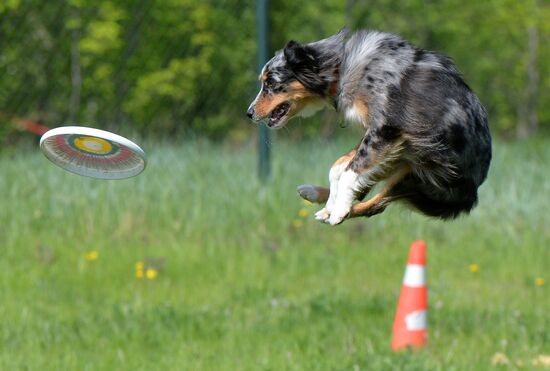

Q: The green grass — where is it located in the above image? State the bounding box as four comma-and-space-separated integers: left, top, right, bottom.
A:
1, 137, 549, 370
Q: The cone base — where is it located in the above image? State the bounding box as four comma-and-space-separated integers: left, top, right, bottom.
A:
391, 330, 427, 351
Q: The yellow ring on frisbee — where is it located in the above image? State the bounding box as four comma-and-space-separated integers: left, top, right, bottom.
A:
74, 136, 113, 154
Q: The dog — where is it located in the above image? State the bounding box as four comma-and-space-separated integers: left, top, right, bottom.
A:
247, 28, 492, 225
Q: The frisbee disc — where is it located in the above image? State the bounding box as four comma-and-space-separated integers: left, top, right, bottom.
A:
40, 126, 146, 180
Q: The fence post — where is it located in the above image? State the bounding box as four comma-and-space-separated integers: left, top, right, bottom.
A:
257, 0, 270, 181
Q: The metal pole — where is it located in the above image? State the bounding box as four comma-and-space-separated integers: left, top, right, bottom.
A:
257, 0, 270, 180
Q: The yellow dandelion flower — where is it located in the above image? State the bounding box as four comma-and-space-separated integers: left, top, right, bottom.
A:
298, 208, 309, 218
146, 268, 158, 279
535, 277, 545, 286
136, 269, 144, 279
84, 251, 99, 261
302, 199, 312, 206
135, 262, 144, 271
292, 219, 304, 228
469, 263, 479, 273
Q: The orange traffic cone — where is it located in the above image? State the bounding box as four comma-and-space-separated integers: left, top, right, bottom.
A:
391, 240, 428, 351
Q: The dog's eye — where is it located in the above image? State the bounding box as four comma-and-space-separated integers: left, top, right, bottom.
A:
264, 77, 275, 89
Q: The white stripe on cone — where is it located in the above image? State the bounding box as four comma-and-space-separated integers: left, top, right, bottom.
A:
403, 264, 426, 287
405, 310, 427, 331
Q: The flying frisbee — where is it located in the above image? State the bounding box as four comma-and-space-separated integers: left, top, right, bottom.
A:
40, 126, 146, 180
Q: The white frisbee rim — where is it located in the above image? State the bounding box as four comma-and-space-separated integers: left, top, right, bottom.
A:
40, 126, 147, 180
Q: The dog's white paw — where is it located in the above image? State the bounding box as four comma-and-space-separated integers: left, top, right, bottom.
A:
297, 184, 318, 203
327, 204, 350, 225
314, 208, 330, 222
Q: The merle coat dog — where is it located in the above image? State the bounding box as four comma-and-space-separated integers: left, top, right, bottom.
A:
247, 28, 492, 225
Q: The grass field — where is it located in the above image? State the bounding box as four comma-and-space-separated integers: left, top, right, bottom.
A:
1, 136, 549, 370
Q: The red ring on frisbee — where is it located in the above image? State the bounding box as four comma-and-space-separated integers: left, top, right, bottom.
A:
40, 126, 147, 180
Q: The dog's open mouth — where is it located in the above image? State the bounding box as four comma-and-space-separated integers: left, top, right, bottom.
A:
268, 102, 291, 127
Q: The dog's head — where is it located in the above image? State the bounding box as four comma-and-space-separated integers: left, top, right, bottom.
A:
247, 28, 348, 128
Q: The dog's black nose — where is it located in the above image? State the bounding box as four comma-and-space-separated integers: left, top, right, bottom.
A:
246, 106, 254, 119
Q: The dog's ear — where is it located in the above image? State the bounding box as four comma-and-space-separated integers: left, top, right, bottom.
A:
284, 40, 318, 71
283, 40, 327, 94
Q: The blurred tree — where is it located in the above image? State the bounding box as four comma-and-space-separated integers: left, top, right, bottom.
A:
0, 0, 548, 144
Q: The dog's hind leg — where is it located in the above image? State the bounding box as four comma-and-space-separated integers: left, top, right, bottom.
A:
301, 164, 410, 220
348, 165, 412, 218
327, 135, 406, 225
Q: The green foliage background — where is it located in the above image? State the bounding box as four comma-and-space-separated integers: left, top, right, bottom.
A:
1, 0, 549, 142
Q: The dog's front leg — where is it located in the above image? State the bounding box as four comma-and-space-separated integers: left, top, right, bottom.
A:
327, 170, 365, 225
314, 162, 347, 221
305, 147, 357, 222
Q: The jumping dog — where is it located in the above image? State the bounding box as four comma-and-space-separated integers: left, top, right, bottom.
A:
247, 28, 492, 225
